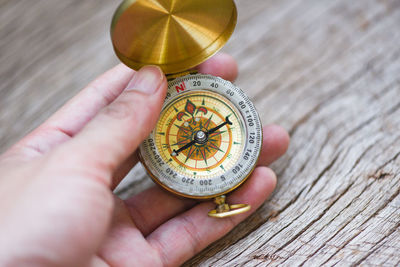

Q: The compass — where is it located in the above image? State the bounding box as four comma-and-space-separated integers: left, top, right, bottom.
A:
111, 0, 263, 218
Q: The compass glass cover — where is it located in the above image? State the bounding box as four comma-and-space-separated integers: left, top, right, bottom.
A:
140, 75, 262, 199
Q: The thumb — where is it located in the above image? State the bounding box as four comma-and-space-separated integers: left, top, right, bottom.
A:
57, 65, 167, 186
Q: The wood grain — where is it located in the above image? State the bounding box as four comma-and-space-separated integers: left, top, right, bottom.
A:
1, 0, 399, 266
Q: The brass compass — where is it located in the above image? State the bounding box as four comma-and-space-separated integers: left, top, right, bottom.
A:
111, 0, 262, 218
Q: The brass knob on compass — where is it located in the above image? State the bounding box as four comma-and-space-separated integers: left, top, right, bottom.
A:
208, 195, 251, 218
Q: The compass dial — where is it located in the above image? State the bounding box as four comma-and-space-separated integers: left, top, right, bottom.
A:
140, 74, 262, 199
157, 90, 244, 177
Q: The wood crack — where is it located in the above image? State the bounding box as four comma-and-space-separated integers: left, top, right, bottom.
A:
237, 205, 310, 266
376, 150, 400, 173
299, 181, 373, 266
322, 185, 400, 266
306, 154, 339, 195
252, 0, 394, 108
353, 221, 400, 266
297, 139, 380, 265
288, 63, 374, 137
289, 44, 400, 139
273, 181, 355, 256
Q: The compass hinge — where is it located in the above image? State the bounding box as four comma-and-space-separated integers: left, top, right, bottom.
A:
166, 70, 198, 81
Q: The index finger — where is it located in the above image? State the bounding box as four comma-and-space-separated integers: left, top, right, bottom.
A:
9, 53, 238, 160
196, 52, 239, 82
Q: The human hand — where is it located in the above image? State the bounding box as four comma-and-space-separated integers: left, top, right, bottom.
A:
0, 53, 289, 267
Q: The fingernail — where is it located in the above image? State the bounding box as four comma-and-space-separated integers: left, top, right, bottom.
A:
126, 65, 164, 94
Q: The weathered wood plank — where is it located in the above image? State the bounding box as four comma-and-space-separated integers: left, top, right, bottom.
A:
0, 0, 399, 266
186, 0, 400, 265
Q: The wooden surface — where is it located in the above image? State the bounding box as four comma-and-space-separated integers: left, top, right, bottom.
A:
1, 0, 399, 266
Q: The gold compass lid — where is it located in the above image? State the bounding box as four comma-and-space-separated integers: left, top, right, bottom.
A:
111, 0, 237, 74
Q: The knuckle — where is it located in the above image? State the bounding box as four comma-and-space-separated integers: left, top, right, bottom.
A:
179, 214, 202, 255
102, 97, 135, 120
100, 91, 153, 123
96, 91, 158, 141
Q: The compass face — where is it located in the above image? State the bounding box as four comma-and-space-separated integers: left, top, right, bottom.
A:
157, 90, 244, 177
140, 74, 262, 199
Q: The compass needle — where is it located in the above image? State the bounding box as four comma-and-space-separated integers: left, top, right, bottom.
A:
172, 140, 196, 156
209, 130, 226, 138
172, 139, 190, 147
207, 116, 233, 135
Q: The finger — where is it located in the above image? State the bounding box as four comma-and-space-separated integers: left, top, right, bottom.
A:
58, 66, 167, 187
147, 167, 276, 266
43, 64, 135, 134
8, 64, 135, 158
196, 52, 238, 82
121, 125, 288, 231
111, 151, 140, 190
259, 125, 290, 166
97, 197, 161, 267
124, 187, 197, 236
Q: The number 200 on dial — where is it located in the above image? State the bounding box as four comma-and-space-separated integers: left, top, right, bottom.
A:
139, 74, 262, 199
